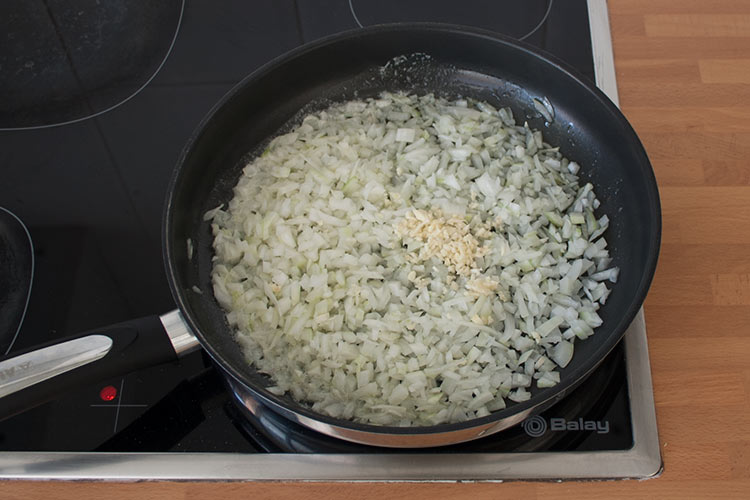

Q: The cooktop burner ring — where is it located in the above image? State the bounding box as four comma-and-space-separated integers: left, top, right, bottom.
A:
0, 206, 34, 356
348, 0, 554, 42
0, 0, 185, 131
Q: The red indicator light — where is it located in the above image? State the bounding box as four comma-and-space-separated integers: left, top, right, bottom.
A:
99, 385, 117, 402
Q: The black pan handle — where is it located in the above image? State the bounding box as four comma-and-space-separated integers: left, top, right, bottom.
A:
0, 310, 200, 421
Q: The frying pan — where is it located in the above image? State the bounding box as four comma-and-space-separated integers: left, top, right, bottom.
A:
0, 24, 660, 447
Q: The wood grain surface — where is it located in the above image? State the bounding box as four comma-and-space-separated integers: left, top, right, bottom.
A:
4, 1, 750, 498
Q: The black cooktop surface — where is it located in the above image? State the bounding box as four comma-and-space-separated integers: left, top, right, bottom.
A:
0, 0, 621, 454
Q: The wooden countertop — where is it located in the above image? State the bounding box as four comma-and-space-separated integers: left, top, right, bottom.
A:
5, 1, 750, 498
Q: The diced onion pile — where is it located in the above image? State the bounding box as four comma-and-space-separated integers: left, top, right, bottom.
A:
206, 92, 618, 426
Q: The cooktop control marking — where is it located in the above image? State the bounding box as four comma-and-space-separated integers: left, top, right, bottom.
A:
90, 379, 147, 433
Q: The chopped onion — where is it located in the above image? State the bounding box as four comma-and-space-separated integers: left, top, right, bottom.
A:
207, 91, 618, 426
550, 340, 574, 368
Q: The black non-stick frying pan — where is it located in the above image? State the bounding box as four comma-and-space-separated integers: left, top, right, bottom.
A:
0, 24, 660, 447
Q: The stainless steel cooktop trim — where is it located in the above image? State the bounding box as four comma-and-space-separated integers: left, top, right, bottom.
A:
0, 0, 662, 481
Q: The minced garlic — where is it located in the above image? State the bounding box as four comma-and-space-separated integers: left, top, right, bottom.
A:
395, 209, 488, 276
395, 208, 501, 297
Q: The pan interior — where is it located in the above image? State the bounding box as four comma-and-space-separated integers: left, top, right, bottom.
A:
165, 26, 659, 436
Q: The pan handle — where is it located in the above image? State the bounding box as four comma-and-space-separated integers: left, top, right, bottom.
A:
0, 310, 200, 421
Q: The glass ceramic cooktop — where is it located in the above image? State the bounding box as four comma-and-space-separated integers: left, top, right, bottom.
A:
0, 0, 661, 481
